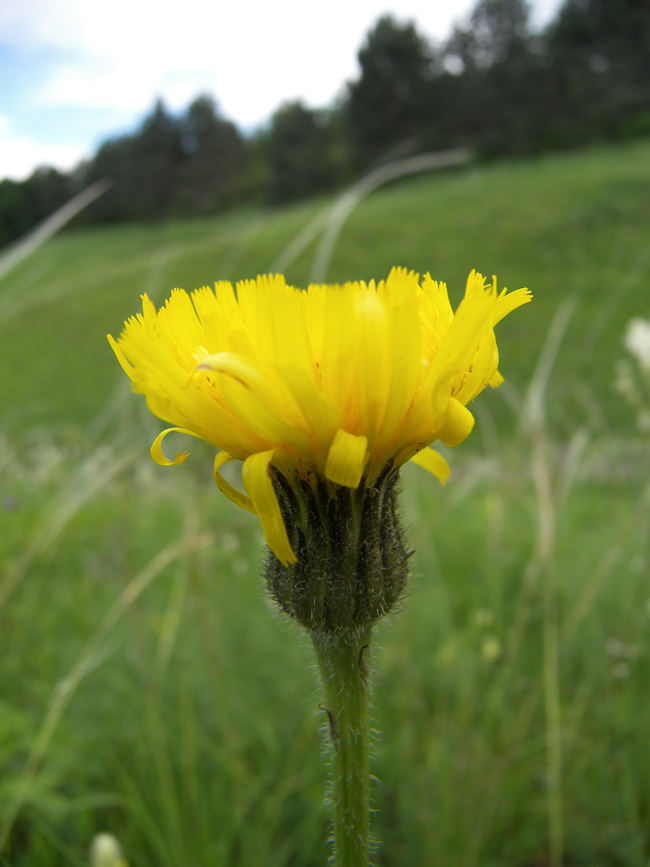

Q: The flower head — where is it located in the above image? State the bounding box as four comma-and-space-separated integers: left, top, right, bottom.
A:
109, 268, 530, 567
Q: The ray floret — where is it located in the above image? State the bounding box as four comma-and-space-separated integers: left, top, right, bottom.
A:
109, 269, 530, 563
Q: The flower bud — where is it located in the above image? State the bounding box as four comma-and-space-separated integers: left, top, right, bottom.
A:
90, 833, 127, 867
265, 467, 410, 634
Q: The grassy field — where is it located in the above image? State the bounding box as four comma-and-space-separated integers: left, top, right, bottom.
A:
1, 138, 650, 866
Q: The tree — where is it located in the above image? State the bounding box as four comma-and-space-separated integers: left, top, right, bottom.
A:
264, 101, 342, 203
447, 0, 532, 71
83, 100, 183, 221
549, 0, 650, 74
0, 180, 33, 247
177, 95, 249, 213
0, 168, 77, 248
128, 99, 182, 219
344, 16, 434, 169
442, 0, 545, 153
546, 0, 650, 139
82, 135, 136, 221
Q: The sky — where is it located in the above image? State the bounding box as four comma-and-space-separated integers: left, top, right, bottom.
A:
0, 0, 564, 183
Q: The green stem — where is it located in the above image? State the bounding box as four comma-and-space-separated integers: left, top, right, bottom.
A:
311, 627, 373, 867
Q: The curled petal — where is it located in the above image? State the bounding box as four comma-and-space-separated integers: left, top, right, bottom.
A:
437, 399, 475, 448
213, 451, 256, 514
150, 427, 200, 466
325, 429, 369, 488
410, 447, 451, 486
243, 450, 296, 566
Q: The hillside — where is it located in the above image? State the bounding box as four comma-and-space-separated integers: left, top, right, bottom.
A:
1, 140, 650, 867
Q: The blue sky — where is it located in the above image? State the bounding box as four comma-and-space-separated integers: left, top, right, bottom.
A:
0, 0, 563, 183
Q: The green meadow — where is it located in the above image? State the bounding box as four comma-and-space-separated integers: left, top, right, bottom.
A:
2, 139, 650, 866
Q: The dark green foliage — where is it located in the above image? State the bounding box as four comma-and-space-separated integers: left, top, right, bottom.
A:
83, 96, 250, 223
450, 0, 532, 70
343, 0, 650, 166
440, 0, 543, 154
128, 100, 182, 219
0, 169, 76, 247
544, 0, 650, 142
344, 15, 434, 169
0, 179, 33, 247
263, 102, 343, 203
176, 96, 250, 213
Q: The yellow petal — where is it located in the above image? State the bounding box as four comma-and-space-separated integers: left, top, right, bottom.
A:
197, 350, 264, 385
354, 287, 391, 440
492, 286, 532, 324
112, 270, 530, 506
437, 399, 475, 448
325, 429, 369, 488
320, 285, 357, 425
107, 334, 134, 380
150, 427, 200, 466
243, 450, 296, 566
410, 447, 451, 486
277, 363, 338, 451
380, 282, 421, 441
213, 451, 256, 514
197, 351, 311, 450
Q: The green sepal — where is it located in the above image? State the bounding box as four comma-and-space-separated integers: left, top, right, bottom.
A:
264, 467, 410, 635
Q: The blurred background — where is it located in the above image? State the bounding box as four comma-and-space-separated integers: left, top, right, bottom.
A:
1, 0, 648, 235
1, 1, 650, 865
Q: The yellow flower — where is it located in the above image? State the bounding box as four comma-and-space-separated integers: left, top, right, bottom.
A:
108, 268, 530, 565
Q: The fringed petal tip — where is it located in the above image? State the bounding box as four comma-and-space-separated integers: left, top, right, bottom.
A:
410, 447, 451, 486
150, 428, 198, 466
243, 450, 297, 566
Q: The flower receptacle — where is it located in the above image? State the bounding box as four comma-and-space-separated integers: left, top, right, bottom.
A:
265, 468, 410, 636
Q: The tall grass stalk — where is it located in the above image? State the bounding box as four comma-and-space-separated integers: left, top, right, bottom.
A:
0, 440, 138, 609
0, 179, 112, 282
521, 300, 576, 867
271, 149, 472, 280
0, 529, 217, 852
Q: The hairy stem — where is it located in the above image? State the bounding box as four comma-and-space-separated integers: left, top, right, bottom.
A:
311, 627, 373, 867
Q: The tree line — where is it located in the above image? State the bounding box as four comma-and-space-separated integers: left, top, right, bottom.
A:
1, 0, 648, 248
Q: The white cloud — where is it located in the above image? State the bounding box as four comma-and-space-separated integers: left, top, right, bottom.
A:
0, 0, 566, 180
0, 132, 88, 181
5, 0, 482, 128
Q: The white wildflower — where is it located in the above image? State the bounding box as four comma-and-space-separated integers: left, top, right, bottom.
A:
624, 318, 650, 373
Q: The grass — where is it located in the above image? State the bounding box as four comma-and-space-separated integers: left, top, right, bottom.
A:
1, 138, 650, 866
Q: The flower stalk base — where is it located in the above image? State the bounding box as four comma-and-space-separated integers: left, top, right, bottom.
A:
312, 628, 373, 867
